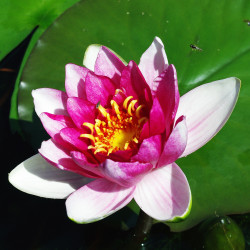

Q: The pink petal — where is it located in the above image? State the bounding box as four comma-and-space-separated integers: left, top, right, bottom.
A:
66, 178, 135, 223
139, 37, 168, 91
108, 149, 135, 162
134, 163, 191, 221
148, 97, 166, 135
71, 151, 103, 178
85, 71, 116, 106
176, 77, 241, 157
32, 88, 68, 116
39, 139, 98, 178
9, 154, 92, 199
94, 46, 125, 86
60, 127, 89, 152
67, 97, 96, 128
39, 112, 74, 146
65, 63, 88, 99
120, 61, 152, 106
101, 160, 153, 187
154, 64, 180, 137
132, 135, 162, 167
158, 116, 187, 167
139, 120, 150, 141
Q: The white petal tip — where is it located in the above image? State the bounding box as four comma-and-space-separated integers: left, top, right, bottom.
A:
153, 36, 164, 45
9, 154, 89, 199
83, 44, 101, 71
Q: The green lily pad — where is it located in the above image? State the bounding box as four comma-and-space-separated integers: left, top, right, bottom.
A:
11, 0, 250, 231
0, 0, 80, 62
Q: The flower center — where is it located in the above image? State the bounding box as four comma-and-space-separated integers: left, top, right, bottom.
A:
80, 90, 147, 155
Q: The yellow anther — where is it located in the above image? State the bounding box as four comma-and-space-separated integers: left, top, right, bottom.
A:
111, 100, 120, 115
95, 141, 103, 145
82, 122, 94, 134
80, 134, 95, 142
98, 104, 108, 117
94, 148, 107, 154
95, 119, 102, 127
133, 138, 139, 143
108, 148, 114, 155
88, 145, 96, 150
123, 96, 133, 109
106, 113, 111, 121
138, 117, 148, 125
128, 100, 138, 115
136, 105, 145, 118
95, 127, 103, 136
124, 142, 129, 150
115, 89, 123, 95
97, 144, 109, 149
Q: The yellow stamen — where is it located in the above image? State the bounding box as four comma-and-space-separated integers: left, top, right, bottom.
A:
98, 104, 108, 117
111, 100, 120, 115
108, 148, 114, 155
138, 117, 148, 125
115, 89, 123, 95
81, 95, 148, 156
136, 105, 145, 118
94, 148, 107, 154
123, 96, 133, 109
82, 122, 94, 134
80, 134, 95, 142
95, 126, 103, 135
128, 100, 138, 115
124, 142, 129, 150
133, 138, 139, 143
106, 113, 111, 121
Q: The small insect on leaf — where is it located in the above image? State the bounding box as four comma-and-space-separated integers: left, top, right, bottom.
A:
190, 44, 203, 51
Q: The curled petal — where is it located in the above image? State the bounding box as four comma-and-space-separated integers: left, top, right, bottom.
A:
158, 116, 187, 167
32, 88, 68, 116
176, 77, 241, 157
65, 63, 88, 99
139, 37, 168, 91
101, 160, 153, 187
134, 163, 192, 221
9, 154, 92, 199
66, 178, 135, 223
94, 46, 125, 85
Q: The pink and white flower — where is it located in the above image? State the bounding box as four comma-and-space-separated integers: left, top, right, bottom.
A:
9, 37, 240, 223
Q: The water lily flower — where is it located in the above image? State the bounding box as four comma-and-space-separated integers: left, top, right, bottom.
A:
9, 37, 240, 224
